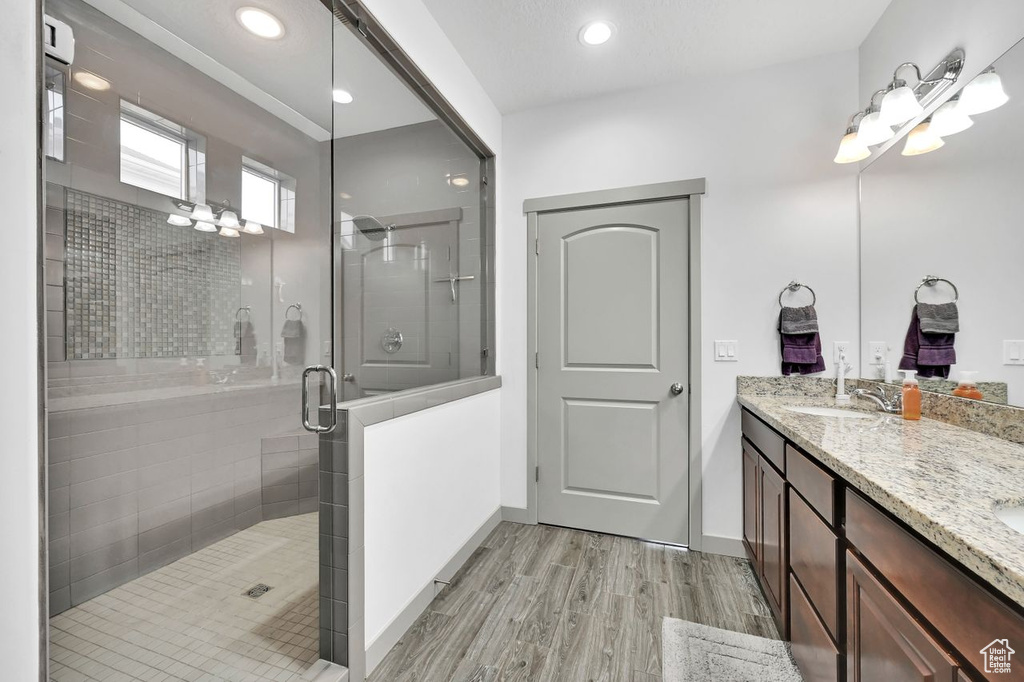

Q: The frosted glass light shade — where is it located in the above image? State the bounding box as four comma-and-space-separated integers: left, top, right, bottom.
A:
190, 203, 215, 222
166, 214, 192, 227
959, 71, 1009, 115
242, 220, 264, 235
834, 132, 870, 164
880, 85, 923, 125
857, 111, 896, 146
929, 100, 974, 137
902, 122, 945, 156
218, 210, 240, 228
194, 221, 217, 232
219, 226, 240, 238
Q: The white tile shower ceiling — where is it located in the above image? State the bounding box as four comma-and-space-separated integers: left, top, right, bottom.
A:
49, 513, 318, 681
65, 190, 240, 360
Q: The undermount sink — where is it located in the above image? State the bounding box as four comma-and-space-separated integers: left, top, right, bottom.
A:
784, 405, 874, 419
995, 505, 1024, 535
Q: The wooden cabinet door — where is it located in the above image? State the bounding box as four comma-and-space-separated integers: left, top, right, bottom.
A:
760, 456, 788, 634
742, 439, 759, 564
847, 551, 958, 682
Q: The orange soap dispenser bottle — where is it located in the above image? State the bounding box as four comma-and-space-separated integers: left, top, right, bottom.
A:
902, 370, 921, 421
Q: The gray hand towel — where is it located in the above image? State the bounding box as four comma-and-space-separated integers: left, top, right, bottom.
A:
916, 302, 960, 334
281, 319, 305, 365
779, 305, 819, 335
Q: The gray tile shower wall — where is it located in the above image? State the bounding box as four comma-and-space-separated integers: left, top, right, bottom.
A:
261, 432, 320, 520
47, 383, 301, 616
64, 189, 241, 360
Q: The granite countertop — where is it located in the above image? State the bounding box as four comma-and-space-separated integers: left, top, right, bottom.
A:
738, 393, 1024, 610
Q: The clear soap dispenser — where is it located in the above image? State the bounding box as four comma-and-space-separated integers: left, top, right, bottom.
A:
902, 370, 921, 421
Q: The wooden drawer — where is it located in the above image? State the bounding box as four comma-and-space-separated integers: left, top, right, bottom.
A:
787, 444, 837, 526
742, 409, 786, 473
791, 572, 840, 682
846, 490, 1024, 681
847, 550, 959, 682
790, 488, 840, 640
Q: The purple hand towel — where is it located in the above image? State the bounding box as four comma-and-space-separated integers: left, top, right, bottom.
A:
779, 311, 825, 376
898, 305, 955, 379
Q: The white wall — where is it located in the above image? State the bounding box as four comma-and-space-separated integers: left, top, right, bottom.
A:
500, 51, 862, 544
860, 0, 1024, 106
363, 391, 501, 647
0, 0, 41, 677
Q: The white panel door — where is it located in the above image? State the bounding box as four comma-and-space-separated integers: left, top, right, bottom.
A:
536, 199, 689, 545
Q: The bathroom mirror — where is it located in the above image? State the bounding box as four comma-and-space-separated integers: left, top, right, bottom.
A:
860, 38, 1024, 407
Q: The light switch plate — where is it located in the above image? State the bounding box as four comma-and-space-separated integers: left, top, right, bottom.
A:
714, 340, 738, 362
869, 342, 888, 366
1004, 340, 1024, 365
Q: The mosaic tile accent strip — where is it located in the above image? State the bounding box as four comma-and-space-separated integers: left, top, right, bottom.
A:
65, 189, 240, 359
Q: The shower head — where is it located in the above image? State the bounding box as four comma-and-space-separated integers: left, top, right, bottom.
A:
352, 215, 394, 242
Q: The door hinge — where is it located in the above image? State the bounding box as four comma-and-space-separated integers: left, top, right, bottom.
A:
535, 466, 539, 482
481, 175, 489, 186
535, 352, 539, 369
534, 238, 539, 255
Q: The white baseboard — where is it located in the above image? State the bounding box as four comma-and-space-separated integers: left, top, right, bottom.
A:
701, 533, 746, 558
500, 506, 533, 524
364, 507, 503, 674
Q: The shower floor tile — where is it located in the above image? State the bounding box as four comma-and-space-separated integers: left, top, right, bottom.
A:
49, 513, 319, 682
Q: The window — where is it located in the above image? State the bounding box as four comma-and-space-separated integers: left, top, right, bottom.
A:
119, 101, 205, 201
241, 158, 296, 233
44, 65, 65, 162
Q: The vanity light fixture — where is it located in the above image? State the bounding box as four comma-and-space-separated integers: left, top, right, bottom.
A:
928, 95, 974, 137
218, 210, 240, 229
166, 214, 192, 227
194, 221, 218, 233
236, 7, 284, 39
73, 71, 110, 91
833, 113, 871, 164
242, 220, 264, 235
332, 89, 354, 104
579, 21, 614, 46
857, 89, 897, 146
219, 226, 241, 238
902, 119, 944, 156
958, 67, 1009, 115
449, 174, 470, 187
189, 203, 215, 222
880, 67, 926, 126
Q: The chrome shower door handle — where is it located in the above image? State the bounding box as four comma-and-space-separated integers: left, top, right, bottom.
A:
670, 382, 685, 396
302, 365, 338, 433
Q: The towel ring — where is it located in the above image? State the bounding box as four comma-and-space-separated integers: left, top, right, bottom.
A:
778, 281, 816, 307
286, 303, 302, 321
235, 306, 251, 322
914, 276, 959, 304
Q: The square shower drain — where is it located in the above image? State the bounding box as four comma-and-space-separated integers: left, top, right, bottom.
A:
243, 583, 273, 599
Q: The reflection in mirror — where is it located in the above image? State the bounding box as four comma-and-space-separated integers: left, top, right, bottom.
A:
860, 38, 1023, 406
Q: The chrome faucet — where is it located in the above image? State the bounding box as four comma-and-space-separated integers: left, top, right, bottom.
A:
852, 385, 902, 414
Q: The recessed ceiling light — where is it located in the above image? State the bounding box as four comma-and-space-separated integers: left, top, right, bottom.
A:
236, 7, 284, 39
579, 21, 614, 46
73, 71, 110, 91
333, 89, 354, 104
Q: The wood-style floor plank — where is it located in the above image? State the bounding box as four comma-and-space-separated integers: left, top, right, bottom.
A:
367, 522, 777, 682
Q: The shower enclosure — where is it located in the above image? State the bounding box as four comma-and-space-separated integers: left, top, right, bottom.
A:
41, 0, 493, 678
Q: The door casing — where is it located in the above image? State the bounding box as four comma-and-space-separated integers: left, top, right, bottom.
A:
524, 179, 705, 550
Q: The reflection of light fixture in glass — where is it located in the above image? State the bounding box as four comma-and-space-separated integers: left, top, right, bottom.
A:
218, 210, 239, 228
929, 97, 974, 137
236, 7, 284, 39
194, 221, 218, 232
958, 68, 1009, 114
190, 203, 215, 222
902, 120, 944, 156
242, 220, 264, 235
449, 174, 470, 187
219, 226, 240, 238
73, 71, 110, 91
166, 214, 192, 227
332, 89, 354, 104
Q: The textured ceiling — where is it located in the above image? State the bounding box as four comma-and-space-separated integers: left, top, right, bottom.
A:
109, 0, 434, 138
422, 0, 893, 113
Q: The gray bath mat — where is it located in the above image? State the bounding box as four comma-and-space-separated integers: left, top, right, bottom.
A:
662, 619, 803, 681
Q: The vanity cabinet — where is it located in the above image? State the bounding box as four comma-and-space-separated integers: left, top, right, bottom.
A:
741, 408, 1024, 682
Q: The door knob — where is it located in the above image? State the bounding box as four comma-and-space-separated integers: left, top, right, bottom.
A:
670, 382, 685, 396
